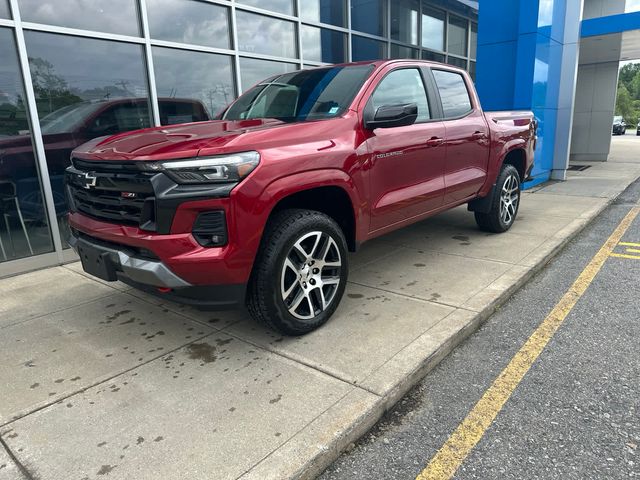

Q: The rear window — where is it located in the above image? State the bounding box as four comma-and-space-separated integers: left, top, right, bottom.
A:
432, 69, 472, 118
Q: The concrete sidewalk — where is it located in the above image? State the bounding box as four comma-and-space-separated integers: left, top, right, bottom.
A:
2, 138, 640, 480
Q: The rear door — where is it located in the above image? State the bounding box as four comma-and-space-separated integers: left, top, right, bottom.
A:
364, 66, 446, 232
431, 68, 490, 204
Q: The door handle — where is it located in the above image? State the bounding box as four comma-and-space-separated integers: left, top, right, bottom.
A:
472, 131, 486, 140
426, 137, 444, 147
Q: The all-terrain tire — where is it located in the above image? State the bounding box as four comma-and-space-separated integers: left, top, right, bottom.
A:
246, 209, 349, 336
474, 164, 521, 233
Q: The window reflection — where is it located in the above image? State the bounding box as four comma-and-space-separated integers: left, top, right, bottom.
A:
18, 0, 140, 36
236, 11, 297, 58
469, 61, 476, 81
448, 15, 468, 57
391, 0, 419, 45
447, 56, 467, 69
390, 44, 419, 59
422, 6, 445, 52
301, 25, 346, 64
300, 0, 346, 27
470, 23, 477, 59
237, 0, 293, 15
422, 50, 445, 63
371, 68, 430, 121
351, 0, 386, 37
432, 69, 472, 117
0, 28, 54, 263
352, 35, 386, 61
24, 31, 151, 244
239, 58, 297, 92
0, 1, 10, 19
153, 47, 233, 122
146, 0, 230, 49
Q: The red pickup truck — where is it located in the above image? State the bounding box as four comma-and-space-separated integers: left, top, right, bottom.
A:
65, 60, 536, 335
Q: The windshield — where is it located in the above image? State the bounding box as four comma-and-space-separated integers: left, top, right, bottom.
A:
223, 65, 374, 123
40, 102, 104, 135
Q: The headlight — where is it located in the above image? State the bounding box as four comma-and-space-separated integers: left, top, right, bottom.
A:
144, 151, 260, 184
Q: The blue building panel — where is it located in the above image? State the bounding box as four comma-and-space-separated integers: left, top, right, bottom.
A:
476, 0, 581, 188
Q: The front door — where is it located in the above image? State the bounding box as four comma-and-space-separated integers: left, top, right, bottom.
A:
365, 67, 446, 232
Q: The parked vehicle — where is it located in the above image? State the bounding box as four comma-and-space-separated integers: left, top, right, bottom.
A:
613, 116, 626, 135
65, 60, 536, 335
636, 120, 640, 136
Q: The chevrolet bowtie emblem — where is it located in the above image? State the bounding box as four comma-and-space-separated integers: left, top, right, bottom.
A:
79, 172, 98, 189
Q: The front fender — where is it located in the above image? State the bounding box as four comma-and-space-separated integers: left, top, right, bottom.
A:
254, 169, 366, 242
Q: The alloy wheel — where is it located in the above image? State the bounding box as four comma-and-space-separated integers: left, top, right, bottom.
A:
499, 173, 520, 225
280, 231, 342, 320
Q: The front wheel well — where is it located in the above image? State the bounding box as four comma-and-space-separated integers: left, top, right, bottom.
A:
502, 149, 526, 182
269, 186, 357, 252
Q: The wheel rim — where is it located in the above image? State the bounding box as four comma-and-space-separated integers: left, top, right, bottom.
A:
499, 173, 520, 225
280, 231, 342, 320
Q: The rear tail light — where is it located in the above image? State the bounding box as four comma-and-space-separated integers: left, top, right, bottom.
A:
192, 211, 228, 247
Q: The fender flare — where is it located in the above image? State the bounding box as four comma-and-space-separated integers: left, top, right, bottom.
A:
252, 169, 366, 243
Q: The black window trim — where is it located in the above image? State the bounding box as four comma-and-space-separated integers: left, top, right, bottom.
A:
428, 67, 475, 122
363, 65, 441, 128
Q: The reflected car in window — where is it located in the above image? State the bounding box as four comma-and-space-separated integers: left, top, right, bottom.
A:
0, 97, 209, 220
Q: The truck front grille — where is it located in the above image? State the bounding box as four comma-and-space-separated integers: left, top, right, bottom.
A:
66, 159, 157, 230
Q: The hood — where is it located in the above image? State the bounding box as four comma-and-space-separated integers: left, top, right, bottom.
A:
72, 118, 290, 161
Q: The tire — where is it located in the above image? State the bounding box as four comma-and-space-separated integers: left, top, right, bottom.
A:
474, 164, 521, 233
246, 209, 349, 335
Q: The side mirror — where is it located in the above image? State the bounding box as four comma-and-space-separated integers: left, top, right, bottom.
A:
365, 103, 418, 130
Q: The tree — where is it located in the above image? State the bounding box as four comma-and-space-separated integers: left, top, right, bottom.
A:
615, 84, 634, 119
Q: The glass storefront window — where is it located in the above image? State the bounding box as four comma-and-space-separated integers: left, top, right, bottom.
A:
0, 28, 54, 263
0, 0, 10, 19
239, 57, 297, 92
24, 31, 151, 244
391, 0, 419, 45
390, 44, 419, 59
146, 0, 230, 49
301, 25, 346, 64
422, 49, 445, 63
237, 0, 293, 16
352, 35, 386, 61
470, 22, 477, 59
446, 56, 467, 69
18, 0, 141, 37
469, 60, 476, 81
153, 47, 234, 123
422, 5, 445, 52
236, 11, 297, 59
351, 0, 386, 37
448, 14, 468, 57
300, 0, 346, 27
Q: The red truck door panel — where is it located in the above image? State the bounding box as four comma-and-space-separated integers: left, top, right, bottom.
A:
364, 67, 446, 232
431, 69, 490, 204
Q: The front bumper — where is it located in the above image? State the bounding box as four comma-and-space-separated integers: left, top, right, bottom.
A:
68, 232, 190, 289
68, 230, 246, 309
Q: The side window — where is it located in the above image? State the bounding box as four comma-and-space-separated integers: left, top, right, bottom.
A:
370, 68, 430, 122
432, 70, 472, 118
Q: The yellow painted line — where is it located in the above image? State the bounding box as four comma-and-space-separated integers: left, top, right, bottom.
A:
610, 252, 640, 260
624, 248, 640, 254
619, 242, 640, 247
416, 206, 640, 480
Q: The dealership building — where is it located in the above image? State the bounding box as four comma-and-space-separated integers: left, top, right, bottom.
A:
0, 0, 638, 276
